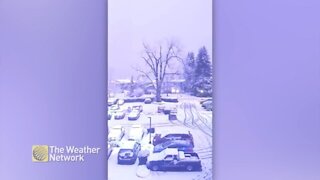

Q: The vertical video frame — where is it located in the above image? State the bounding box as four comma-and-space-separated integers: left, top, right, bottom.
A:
108, 1, 212, 179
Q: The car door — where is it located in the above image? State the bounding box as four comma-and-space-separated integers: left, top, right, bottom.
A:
162, 155, 176, 169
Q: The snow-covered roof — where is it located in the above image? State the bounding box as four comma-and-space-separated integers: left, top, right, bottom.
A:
113, 79, 134, 84
164, 148, 179, 156
120, 141, 136, 149
112, 125, 122, 129
148, 148, 179, 161
166, 79, 186, 83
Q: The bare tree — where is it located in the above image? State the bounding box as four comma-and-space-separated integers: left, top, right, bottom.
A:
135, 41, 181, 102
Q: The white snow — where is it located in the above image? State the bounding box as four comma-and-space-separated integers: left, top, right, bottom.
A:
108, 94, 213, 180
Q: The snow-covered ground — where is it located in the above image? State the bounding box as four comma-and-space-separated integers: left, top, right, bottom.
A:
108, 94, 213, 180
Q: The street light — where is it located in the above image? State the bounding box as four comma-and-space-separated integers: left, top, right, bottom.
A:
148, 117, 152, 144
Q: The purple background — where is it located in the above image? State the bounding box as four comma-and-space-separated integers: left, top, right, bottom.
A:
0, 0, 319, 180
215, 0, 320, 179
0, 0, 107, 179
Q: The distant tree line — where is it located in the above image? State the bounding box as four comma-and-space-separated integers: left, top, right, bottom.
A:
135, 40, 212, 100
183, 46, 212, 97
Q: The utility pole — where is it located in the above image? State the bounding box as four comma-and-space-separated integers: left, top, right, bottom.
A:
148, 117, 152, 144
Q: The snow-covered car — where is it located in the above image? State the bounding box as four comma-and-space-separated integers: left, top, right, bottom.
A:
200, 98, 212, 105
117, 99, 125, 105
114, 110, 126, 120
128, 110, 141, 120
108, 125, 125, 145
128, 125, 145, 142
153, 140, 194, 153
108, 98, 118, 106
132, 105, 143, 112
153, 131, 194, 146
117, 141, 141, 164
110, 105, 120, 111
163, 106, 177, 115
157, 105, 165, 113
109, 105, 121, 115
202, 100, 213, 111
147, 148, 202, 171
144, 98, 152, 104
161, 97, 178, 103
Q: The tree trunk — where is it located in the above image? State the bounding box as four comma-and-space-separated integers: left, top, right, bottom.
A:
156, 82, 161, 102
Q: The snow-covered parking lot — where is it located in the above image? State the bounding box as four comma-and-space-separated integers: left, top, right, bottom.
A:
108, 95, 213, 180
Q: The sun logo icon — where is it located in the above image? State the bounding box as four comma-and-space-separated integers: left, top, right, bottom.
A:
32, 145, 48, 162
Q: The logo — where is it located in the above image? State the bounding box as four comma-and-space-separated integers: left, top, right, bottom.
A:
32, 145, 100, 162
32, 145, 48, 162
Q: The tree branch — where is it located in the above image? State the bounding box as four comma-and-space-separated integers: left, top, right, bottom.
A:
132, 66, 156, 89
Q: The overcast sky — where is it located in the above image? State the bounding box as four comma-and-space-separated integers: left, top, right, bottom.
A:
108, 0, 212, 80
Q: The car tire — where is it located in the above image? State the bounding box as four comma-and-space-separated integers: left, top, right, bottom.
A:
186, 165, 193, 171
151, 165, 159, 171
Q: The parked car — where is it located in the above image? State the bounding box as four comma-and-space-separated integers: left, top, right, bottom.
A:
128, 110, 141, 120
132, 105, 143, 112
128, 125, 145, 142
147, 148, 202, 171
204, 103, 213, 111
108, 98, 118, 106
117, 99, 125, 105
153, 131, 194, 146
163, 106, 177, 115
168, 112, 177, 120
110, 105, 120, 112
157, 105, 165, 113
117, 141, 141, 164
200, 98, 212, 105
161, 97, 178, 103
114, 110, 126, 120
108, 125, 125, 145
153, 140, 194, 153
144, 98, 152, 104
202, 100, 213, 111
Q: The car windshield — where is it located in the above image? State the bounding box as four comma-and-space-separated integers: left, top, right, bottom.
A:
131, 110, 139, 114
165, 134, 190, 139
119, 149, 133, 156
161, 141, 173, 148
161, 140, 192, 148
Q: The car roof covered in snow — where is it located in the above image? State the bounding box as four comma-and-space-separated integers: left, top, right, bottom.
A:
164, 148, 179, 155
120, 141, 137, 149
147, 148, 179, 161
112, 125, 122, 129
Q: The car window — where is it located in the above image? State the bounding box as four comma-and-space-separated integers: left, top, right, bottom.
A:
164, 155, 173, 160
161, 141, 172, 147
119, 149, 133, 156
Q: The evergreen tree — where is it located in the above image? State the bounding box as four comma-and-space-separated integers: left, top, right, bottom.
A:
194, 46, 212, 97
183, 52, 196, 93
